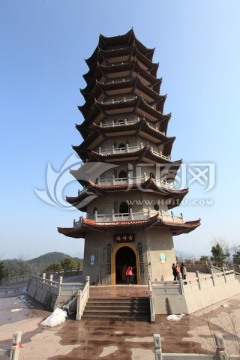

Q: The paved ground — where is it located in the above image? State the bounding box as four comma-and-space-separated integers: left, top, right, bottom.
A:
1, 281, 240, 359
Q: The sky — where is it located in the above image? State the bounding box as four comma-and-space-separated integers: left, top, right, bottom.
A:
1, 0, 240, 260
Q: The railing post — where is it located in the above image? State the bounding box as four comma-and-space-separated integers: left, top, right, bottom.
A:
49, 274, 53, 286
179, 279, 184, 294
130, 207, 133, 220
127, 173, 131, 185
76, 289, 82, 321
58, 276, 63, 296
222, 267, 227, 283
148, 275, 155, 322
9, 331, 22, 360
86, 276, 90, 298
148, 207, 151, 218
86, 276, 90, 296
153, 334, 162, 360
42, 273, 46, 283
196, 271, 202, 290
211, 269, 216, 286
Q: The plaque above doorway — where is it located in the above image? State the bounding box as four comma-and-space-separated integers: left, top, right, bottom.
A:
114, 233, 135, 243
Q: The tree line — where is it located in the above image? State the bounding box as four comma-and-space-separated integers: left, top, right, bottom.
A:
0, 252, 83, 282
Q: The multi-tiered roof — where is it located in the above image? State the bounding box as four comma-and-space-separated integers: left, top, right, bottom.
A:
58, 29, 200, 239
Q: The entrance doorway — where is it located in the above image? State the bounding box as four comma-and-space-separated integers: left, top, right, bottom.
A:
115, 246, 137, 284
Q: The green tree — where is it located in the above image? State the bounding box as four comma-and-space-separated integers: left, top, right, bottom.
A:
0, 262, 5, 282
75, 259, 83, 271
61, 257, 77, 271
233, 252, 240, 265
199, 256, 210, 263
44, 262, 62, 272
211, 242, 230, 265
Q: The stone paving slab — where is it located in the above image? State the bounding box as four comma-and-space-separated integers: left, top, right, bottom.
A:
1, 278, 240, 359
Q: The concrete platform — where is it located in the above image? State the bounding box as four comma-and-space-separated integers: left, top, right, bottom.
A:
1, 281, 240, 359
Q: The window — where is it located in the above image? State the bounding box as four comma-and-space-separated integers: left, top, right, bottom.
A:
119, 202, 129, 214
119, 170, 127, 178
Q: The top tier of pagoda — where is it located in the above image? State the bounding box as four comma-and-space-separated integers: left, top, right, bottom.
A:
58, 29, 200, 238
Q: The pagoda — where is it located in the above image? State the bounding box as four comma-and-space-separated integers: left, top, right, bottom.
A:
58, 29, 200, 285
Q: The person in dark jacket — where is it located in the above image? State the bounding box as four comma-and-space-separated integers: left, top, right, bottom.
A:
172, 263, 177, 281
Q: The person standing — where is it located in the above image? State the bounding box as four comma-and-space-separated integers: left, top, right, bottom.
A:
172, 263, 177, 281
126, 265, 133, 284
180, 262, 187, 280
176, 263, 182, 281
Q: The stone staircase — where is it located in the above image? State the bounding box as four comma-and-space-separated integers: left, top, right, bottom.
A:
81, 296, 151, 321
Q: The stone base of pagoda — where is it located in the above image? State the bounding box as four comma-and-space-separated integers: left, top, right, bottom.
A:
82, 227, 176, 285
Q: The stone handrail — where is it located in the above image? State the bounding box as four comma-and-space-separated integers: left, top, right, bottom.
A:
29, 274, 60, 296
148, 275, 155, 322
153, 333, 230, 360
152, 269, 236, 296
98, 144, 171, 161
103, 96, 137, 105
97, 175, 175, 190
0, 274, 30, 286
75, 210, 183, 225
99, 118, 165, 136
76, 276, 90, 320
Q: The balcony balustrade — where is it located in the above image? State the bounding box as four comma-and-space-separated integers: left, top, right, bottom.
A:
97, 174, 175, 190
102, 96, 137, 105
73, 209, 183, 228
99, 117, 165, 136
98, 144, 171, 160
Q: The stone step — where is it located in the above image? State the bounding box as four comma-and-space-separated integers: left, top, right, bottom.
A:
86, 303, 148, 310
82, 296, 150, 321
81, 313, 150, 321
87, 297, 149, 304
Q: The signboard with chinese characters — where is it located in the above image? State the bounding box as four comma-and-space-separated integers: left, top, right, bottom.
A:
114, 233, 135, 243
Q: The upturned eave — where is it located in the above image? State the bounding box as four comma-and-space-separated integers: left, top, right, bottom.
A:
57, 215, 200, 238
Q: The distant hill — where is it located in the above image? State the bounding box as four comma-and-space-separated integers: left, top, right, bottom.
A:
28, 252, 73, 268
2, 252, 82, 275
